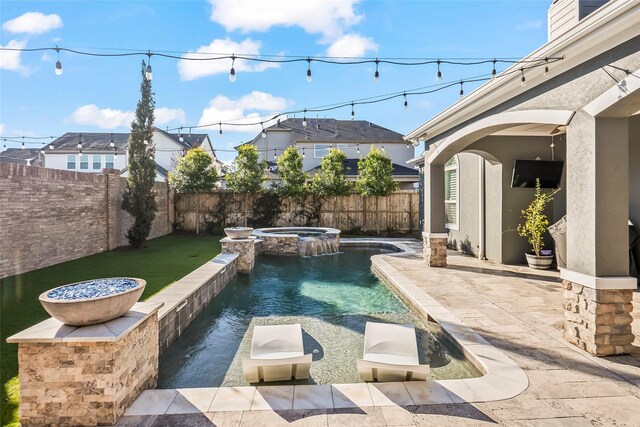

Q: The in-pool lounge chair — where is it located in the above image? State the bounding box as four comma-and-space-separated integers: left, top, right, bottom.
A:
242, 323, 313, 383
357, 322, 430, 382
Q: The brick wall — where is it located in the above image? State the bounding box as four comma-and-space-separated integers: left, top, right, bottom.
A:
0, 163, 173, 279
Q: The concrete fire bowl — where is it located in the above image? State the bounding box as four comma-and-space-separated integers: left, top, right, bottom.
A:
224, 227, 254, 240
39, 278, 146, 326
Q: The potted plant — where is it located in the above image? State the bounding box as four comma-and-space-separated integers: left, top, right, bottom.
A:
517, 179, 560, 269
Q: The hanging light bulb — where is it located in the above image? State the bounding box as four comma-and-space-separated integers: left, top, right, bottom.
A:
374, 59, 380, 82
109, 133, 115, 148
273, 149, 277, 159
188, 127, 192, 137
302, 148, 306, 158
219, 122, 223, 136
543, 57, 550, 78
302, 109, 307, 127
436, 60, 442, 80
381, 145, 385, 151
520, 68, 527, 87
351, 102, 355, 120
54, 46, 62, 76
459, 81, 464, 98
49, 144, 54, 150
229, 55, 237, 82
261, 123, 266, 138
178, 128, 184, 142
491, 59, 497, 79
357, 144, 360, 154
22, 140, 25, 149
306, 57, 312, 83
145, 51, 153, 81
403, 92, 408, 111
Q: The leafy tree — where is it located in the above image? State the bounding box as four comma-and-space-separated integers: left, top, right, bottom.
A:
168, 147, 220, 234
355, 147, 398, 196
122, 60, 157, 248
226, 144, 266, 225
276, 146, 308, 197
311, 148, 351, 196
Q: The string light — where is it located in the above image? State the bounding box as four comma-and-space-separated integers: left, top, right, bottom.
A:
403, 92, 408, 111
351, 102, 355, 120
21, 140, 25, 149
219, 122, 223, 136
261, 123, 266, 138
273, 149, 277, 159
491, 59, 497, 79
145, 51, 153, 81
229, 54, 236, 82
178, 128, 184, 142
520, 68, 526, 87
302, 148, 306, 158
109, 133, 115, 148
436, 60, 442, 80
357, 144, 360, 154
459, 80, 464, 98
188, 127, 192, 137
374, 59, 380, 82
302, 109, 307, 127
54, 46, 62, 76
543, 57, 549, 78
306, 57, 312, 83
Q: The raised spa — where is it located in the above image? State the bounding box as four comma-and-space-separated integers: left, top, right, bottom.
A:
253, 227, 340, 256
158, 247, 479, 387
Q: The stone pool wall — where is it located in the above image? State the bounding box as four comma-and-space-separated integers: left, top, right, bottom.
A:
260, 235, 300, 255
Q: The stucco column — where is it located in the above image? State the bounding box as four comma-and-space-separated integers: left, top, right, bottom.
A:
423, 163, 448, 267
562, 113, 635, 355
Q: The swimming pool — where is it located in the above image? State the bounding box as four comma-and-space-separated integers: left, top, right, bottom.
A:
158, 247, 479, 387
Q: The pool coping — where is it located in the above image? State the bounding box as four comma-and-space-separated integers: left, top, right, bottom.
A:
126, 238, 528, 417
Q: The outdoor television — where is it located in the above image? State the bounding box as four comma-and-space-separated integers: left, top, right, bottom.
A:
511, 160, 563, 188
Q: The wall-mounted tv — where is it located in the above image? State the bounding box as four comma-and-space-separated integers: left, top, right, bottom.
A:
511, 160, 564, 188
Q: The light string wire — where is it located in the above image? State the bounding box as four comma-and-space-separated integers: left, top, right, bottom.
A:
1, 57, 565, 155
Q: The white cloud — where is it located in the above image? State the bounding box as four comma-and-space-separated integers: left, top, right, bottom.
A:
69, 104, 185, 129
515, 20, 543, 31
0, 40, 30, 75
178, 38, 279, 81
198, 91, 290, 133
0, 124, 5, 135
208, 0, 362, 40
326, 33, 378, 58
3, 12, 63, 34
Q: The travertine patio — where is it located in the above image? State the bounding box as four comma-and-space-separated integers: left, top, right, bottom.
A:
116, 241, 640, 426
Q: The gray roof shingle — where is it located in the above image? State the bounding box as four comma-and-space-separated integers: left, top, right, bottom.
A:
306, 158, 419, 177
0, 148, 42, 165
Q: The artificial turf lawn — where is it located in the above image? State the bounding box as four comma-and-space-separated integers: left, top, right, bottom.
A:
0, 234, 221, 427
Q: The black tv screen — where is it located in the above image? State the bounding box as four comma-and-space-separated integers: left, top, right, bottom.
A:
511, 160, 563, 188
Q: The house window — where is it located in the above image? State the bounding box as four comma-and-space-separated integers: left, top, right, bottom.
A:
105, 154, 114, 169
67, 154, 76, 169
314, 143, 332, 158
92, 154, 101, 170
444, 156, 459, 230
80, 154, 89, 170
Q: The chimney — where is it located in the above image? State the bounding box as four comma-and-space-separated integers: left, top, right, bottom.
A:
548, 0, 609, 41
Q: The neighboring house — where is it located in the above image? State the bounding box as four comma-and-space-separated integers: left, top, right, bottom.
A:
243, 118, 419, 189
0, 148, 44, 167
405, 0, 639, 356
43, 127, 222, 182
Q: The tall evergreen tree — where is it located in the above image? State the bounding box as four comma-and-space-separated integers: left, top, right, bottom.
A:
121, 60, 158, 248
276, 146, 308, 198
226, 144, 265, 225
355, 147, 398, 196
168, 147, 220, 234
311, 148, 351, 196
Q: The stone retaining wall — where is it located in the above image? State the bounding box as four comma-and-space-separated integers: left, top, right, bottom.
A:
260, 235, 300, 255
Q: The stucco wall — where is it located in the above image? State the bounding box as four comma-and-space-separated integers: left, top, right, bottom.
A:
630, 115, 640, 228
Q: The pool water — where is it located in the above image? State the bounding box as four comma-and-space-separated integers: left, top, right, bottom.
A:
158, 248, 480, 387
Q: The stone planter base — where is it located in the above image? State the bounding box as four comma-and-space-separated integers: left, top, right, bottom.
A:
562, 280, 634, 356
423, 235, 447, 267
525, 253, 554, 270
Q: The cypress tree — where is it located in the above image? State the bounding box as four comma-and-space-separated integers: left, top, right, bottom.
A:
121, 60, 158, 248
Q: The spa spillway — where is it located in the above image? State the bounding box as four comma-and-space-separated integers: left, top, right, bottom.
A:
253, 227, 340, 256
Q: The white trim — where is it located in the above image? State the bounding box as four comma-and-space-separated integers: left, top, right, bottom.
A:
560, 268, 637, 290
405, 1, 640, 142
582, 67, 640, 117
422, 232, 449, 239
427, 110, 575, 165
444, 155, 459, 231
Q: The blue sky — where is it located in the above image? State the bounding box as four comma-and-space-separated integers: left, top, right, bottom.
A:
1, 0, 550, 162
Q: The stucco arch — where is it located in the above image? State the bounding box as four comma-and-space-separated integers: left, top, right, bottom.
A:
427, 109, 575, 165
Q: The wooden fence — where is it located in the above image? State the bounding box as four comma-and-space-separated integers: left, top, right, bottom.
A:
175, 190, 419, 234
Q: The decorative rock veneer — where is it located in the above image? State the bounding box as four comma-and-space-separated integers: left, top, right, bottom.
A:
7, 302, 162, 426
422, 234, 448, 267
562, 280, 634, 356
220, 237, 261, 273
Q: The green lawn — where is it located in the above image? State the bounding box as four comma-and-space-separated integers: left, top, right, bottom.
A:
0, 234, 221, 427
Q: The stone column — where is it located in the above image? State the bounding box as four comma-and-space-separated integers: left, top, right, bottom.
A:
562, 113, 635, 356
104, 168, 121, 250
6, 303, 163, 426
422, 163, 449, 267
221, 237, 257, 273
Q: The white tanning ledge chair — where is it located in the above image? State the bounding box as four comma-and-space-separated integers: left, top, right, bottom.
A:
357, 322, 430, 382
242, 324, 313, 383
